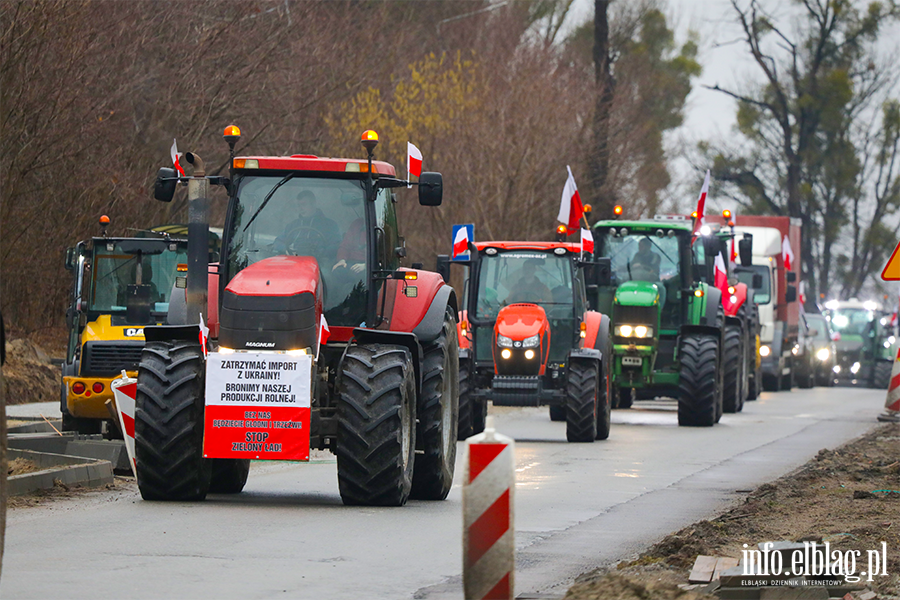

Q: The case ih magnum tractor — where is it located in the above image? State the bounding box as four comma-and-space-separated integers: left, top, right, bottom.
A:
438, 236, 612, 442
139, 128, 459, 506
61, 217, 188, 434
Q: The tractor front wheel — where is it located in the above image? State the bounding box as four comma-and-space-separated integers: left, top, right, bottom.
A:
336, 344, 416, 506
566, 360, 598, 443
872, 360, 892, 390
411, 310, 459, 501
457, 362, 486, 439
678, 334, 721, 427
134, 340, 211, 501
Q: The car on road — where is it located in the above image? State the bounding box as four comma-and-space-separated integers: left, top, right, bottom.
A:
803, 312, 836, 386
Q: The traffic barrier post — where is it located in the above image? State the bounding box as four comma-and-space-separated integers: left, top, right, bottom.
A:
878, 346, 900, 422
463, 416, 515, 600
110, 371, 138, 476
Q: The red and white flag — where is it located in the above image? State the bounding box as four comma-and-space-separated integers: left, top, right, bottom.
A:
453, 227, 470, 258
782, 235, 794, 271
581, 228, 594, 255
714, 252, 728, 295
407, 142, 423, 181
317, 315, 330, 360
557, 165, 584, 235
199, 313, 209, 359
691, 170, 710, 240
170, 139, 186, 177
730, 237, 738, 264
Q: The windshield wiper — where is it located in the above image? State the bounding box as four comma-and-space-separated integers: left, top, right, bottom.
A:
242, 173, 295, 232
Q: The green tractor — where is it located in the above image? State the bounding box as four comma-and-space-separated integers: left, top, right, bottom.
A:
588, 215, 752, 426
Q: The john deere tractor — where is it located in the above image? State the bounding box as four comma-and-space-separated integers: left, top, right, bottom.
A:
589, 215, 734, 426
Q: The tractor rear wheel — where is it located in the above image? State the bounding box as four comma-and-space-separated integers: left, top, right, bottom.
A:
678, 334, 721, 427
722, 324, 744, 413
566, 360, 598, 443
549, 405, 566, 421
134, 340, 211, 501
457, 362, 486, 439
596, 318, 612, 440
411, 310, 459, 501
336, 344, 416, 506
872, 360, 892, 389
209, 459, 251, 494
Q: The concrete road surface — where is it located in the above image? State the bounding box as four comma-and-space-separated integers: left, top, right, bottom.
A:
3, 387, 884, 599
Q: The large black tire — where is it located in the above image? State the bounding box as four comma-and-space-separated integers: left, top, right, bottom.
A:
746, 307, 761, 400
549, 405, 566, 421
780, 355, 794, 391
336, 344, 416, 506
722, 325, 743, 413
566, 360, 598, 443
134, 340, 211, 501
872, 360, 892, 390
678, 334, 721, 427
209, 459, 251, 494
457, 362, 486, 439
410, 310, 459, 501
614, 386, 633, 409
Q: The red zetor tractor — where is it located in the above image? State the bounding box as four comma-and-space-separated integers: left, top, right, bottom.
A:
438, 238, 612, 442
139, 128, 459, 506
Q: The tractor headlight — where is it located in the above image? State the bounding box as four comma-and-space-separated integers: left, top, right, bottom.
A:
816, 347, 830, 361
522, 335, 540, 348
524, 349, 535, 360
501, 348, 512, 359
497, 335, 513, 348
759, 345, 771, 357
616, 324, 652, 338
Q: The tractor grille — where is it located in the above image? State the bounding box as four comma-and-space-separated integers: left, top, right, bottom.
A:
613, 304, 656, 325
82, 341, 144, 376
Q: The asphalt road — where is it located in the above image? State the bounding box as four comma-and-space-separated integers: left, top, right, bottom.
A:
3, 386, 885, 599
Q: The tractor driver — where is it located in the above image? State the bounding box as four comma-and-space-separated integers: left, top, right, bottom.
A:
274, 190, 340, 261
506, 259, 552, 304
631, 238, 661, 280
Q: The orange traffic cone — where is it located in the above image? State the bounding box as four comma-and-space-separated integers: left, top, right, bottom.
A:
878, 346, 900, 423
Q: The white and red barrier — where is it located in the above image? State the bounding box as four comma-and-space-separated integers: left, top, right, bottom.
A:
879, 347, 900, 422
111, 371, 138, 476
463, 416, 515, 600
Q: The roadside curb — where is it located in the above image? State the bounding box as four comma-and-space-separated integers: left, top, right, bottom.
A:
9, 448, 114, 496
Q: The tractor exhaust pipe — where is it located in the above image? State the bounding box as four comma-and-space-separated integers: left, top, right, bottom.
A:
183, 152, 209, 327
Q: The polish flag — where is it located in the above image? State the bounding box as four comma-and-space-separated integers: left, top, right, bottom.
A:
407, 142, 423, 180
714, 252, 728, 295
452, 227, 470, 258
317, 315, 330, 360
691, 170, 710, 240
730, 237, 738, 264
557, 165, 584, 235
199, 313, 209, 359
170, 139, 186, 177
782, 235, 794, 271
581, 228, 594, 255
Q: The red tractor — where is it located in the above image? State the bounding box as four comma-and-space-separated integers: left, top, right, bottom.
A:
438, 237, 612, 442
139, 128, 459, 506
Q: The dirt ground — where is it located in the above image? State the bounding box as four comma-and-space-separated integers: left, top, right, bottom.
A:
565, 423, 900, 599
2, 337, 62, 405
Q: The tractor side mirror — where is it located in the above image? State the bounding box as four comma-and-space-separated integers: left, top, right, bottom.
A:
418, 172, 443, 206
436, 255, 451, 283
739, 234, 753, 266
785, 285, 797, 303
752, 273, 763, 288
786, 271, 797, 283
583, 257, 611, 288
65, 247, 76, 271
154, 167, 177, 202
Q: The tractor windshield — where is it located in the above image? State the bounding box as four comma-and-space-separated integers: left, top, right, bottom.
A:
226, 175, 369, 326
828, 308, 874, 337
88, 243, 186, 315
735, 265, 771, 304
602, 233, 680, 289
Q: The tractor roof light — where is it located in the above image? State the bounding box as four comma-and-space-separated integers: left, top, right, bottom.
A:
99, 214, 110, 236
361, 130, 379, 156
691, 211, 698, 219
613, 205, 623, 218
722, 209, 732, 219
556, 224, 568, 241
728, 286, 736, 295
223, 125, 241, 150
583, 204, 592, 214
728, 220, 735, 227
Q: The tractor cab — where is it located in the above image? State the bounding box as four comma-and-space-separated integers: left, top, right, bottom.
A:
443, 240, 612, 443
61, 219, 189, 433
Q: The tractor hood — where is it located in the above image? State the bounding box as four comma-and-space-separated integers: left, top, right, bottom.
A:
614, 280, 660, 307
495, 303, 548, 340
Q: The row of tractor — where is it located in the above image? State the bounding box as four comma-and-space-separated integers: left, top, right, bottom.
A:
57, 127, 897, 508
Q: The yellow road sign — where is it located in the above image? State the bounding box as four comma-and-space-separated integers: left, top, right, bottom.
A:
882, 240, 900, 280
